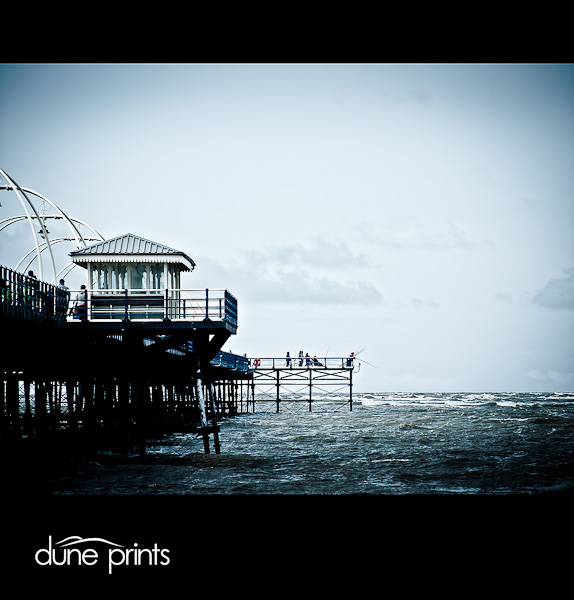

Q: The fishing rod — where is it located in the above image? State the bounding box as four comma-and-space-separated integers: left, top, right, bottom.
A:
358, 357, 382, 371
352, 347, 381, 371
348, 343, 379, 371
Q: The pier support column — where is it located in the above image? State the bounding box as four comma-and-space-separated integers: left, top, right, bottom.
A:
66, 381, 75, 430
276, 370, 280, 413
5, 376, 19, 436
0, 381, 4, 434
194, 331, 221, 454
206, 379, 220, 454
308, 369, 312, 412
132, 381, 147, 458
23, 378, 32, 433
34, 381, 47, 437
349, 369, 353, 411
118, 379, 130, 459
194, 360, 210, 454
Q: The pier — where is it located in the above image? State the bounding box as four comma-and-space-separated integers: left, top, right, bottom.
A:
1, 263, 357, 462
1, 263, 244, 459
0, 170, 359, 471
248, 355, 356, 412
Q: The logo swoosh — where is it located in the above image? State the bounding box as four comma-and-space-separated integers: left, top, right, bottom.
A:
56, 536, 125, 548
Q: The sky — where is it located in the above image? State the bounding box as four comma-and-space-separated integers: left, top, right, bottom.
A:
0, 63, 573, 392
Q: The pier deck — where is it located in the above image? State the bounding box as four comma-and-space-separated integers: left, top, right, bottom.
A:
249, 356, 356, 412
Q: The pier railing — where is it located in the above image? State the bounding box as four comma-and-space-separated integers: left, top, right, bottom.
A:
211, 351, 251, 372
249, 356, 355, 370
66, 287, 237, 327
207, 354, 356, 376
1, 265, 68, 325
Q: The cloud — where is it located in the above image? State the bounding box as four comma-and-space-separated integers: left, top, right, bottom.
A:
242, 236, 378, 270
410, 298, 440, 310
195, 236, 383, 306
532, 268, 574, 310
251, 269, 383, 305
355, 217, 475, 250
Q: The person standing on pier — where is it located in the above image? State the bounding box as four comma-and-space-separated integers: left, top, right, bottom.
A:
298, 350, 303, 367
71, 284, 88, 320
286, 352, 292, 368
26, 270, 39, 311
0, 274, 11, 304
58, 279, 70, 300
58, 279, 70, 318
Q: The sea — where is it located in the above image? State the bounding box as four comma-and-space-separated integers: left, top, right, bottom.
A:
49, 391, 574, 495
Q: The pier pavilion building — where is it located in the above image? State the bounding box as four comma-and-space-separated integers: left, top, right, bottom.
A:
68, 232, 237, 337
69, 233, 195, 296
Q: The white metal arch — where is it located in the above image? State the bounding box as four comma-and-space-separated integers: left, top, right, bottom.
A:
17, 186, 105, 246
0, 215, 31, 232
0, 168, 105, 284
0, 214, 104, 246
0, 169, 55, 281
16, 236, 101, 275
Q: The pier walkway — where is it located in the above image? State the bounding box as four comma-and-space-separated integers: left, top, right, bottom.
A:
248, 356, 356, 412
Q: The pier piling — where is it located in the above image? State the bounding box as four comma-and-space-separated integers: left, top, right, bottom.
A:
1, 265, 241, 461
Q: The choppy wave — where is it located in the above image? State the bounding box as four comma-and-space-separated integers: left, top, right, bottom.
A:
52, 391, 574, 495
